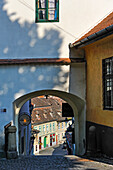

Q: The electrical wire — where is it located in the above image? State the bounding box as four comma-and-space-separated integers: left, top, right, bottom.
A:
75, 9, 113, 40
18, 0, 34, 11
17, 0, 113, 41
17, 0, 77, 39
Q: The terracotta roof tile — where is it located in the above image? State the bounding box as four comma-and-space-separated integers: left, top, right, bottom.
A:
0, 58, 71, 65
31, 96, 68, 125
0, 58, 85, 65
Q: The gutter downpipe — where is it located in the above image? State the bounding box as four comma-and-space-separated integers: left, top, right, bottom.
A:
69, 24, 113, 49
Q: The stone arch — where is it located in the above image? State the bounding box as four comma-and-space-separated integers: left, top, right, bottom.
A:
13, 89, 86, 156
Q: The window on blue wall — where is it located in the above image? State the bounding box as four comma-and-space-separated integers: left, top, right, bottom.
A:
35, 0, 59, 22
103, 57, 113, 110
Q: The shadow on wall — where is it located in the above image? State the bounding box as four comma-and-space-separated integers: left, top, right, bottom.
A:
0, 0, 67, 128
0, 0, 63, 59
0, 65, 69, 128
0, 1, 67, 155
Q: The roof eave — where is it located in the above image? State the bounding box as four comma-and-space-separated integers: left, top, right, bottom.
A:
70, 24, 113, 49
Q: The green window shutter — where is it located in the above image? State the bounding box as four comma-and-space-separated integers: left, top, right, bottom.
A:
46, 0, 48, 20
35, 0, 59, 23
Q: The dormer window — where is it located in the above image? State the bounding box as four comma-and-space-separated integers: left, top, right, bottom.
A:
50, 112, 53, 117
57, 111, 61, 117
43, 113, 47, 118
36, 114, 40, 120
35, 0, 59, 22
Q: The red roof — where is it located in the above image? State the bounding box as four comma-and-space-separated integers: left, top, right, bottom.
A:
31, 96, 68, 125
0, 58, 84, 65
73, 11, 113, 44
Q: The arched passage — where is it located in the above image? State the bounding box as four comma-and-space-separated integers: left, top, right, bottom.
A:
13, 89, 86, 156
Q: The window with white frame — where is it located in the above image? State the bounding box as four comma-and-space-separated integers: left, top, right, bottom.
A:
39, 126, 41, 133
34, 126, 38, 130
53, 122, 55, 131
43, 125, 45, 132
50, 123, 52, 132
46, 124, 49, 132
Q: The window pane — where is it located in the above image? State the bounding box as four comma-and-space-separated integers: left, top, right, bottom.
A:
48, 0, 56, 8
46, 124, 49, 131
39, 126, 41, 134
38, 9, 46, 19
38, 0, 46, 8
103, 57, 113, 109
43, 125, 45, 132
48, 10, 57, 20
36, 0, 59, 22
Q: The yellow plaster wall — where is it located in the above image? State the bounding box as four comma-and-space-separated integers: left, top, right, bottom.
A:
84, 34, 113, 127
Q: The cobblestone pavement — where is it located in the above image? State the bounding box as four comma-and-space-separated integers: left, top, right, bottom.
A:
39, 144, 67, 155
1, 145, 113, 170
1, 155, 113, 170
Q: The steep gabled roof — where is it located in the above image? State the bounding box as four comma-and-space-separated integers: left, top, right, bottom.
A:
31, 96, 69, 125
72, 11, 113, 48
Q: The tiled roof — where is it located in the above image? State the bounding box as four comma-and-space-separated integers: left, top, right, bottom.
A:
31, 96, 69, 125
73, 12, 113, 44
0, 58, 83, 65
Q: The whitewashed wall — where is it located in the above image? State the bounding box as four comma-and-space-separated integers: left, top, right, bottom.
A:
0, 64, 69, 155
0, 0, 113, 59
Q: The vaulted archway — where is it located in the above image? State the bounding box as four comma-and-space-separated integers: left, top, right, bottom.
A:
13, 89, 86, 155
